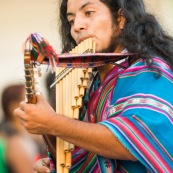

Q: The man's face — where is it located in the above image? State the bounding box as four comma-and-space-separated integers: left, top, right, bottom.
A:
67, 0, 122, 53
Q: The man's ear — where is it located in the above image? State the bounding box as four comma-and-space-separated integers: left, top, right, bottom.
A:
117, 9, 126, 29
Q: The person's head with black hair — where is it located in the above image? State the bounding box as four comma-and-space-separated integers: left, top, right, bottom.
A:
59, 0, 173, 68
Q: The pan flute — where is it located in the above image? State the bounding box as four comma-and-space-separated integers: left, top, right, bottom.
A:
55, 38, 96, 173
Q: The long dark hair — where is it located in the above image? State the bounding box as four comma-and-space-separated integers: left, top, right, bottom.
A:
59, 0, 173, 68
59, 0, 76, 53
1, 84, 25, 121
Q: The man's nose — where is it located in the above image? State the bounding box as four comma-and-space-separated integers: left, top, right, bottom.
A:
73, 15, 86, 32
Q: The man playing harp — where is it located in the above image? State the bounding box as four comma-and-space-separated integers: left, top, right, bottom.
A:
14, 0, 173, 172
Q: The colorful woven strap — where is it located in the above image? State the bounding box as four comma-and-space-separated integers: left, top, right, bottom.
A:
48, 150, 56, 173
23, 33, 134, 70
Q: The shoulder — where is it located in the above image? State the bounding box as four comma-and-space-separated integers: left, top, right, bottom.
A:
119, 57, 173, 79
6, 136, 35, 173
111, 57, 173, 103
7, 135, 30, 157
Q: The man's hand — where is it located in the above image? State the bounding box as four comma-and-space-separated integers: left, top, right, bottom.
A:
33, 158, 50, 173
14, 93, 57, 134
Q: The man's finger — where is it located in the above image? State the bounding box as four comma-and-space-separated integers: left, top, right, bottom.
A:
33, 158, 50, 173
19, 100, 27, 110
42, 158, 50, 166
13, 107, 26, 121
33, 164, 50, 173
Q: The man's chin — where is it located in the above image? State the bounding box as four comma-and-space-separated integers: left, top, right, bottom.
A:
96, 44, 118, 53
95, 48, 112, 53
96, 49, 115, 53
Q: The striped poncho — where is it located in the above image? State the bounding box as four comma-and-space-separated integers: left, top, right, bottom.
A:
70, 57, 173, 173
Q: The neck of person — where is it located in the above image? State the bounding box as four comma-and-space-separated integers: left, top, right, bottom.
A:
97, 64, 113, 83
97, 45, 124, 83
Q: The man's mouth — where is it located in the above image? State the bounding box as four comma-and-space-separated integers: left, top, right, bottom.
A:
78, 37, 91, 44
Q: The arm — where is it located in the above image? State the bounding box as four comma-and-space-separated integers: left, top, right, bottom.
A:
14, 94, 136, 161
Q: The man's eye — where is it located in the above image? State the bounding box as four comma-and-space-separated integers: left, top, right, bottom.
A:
68, 20, 74, 26
85, 11, 94, 16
